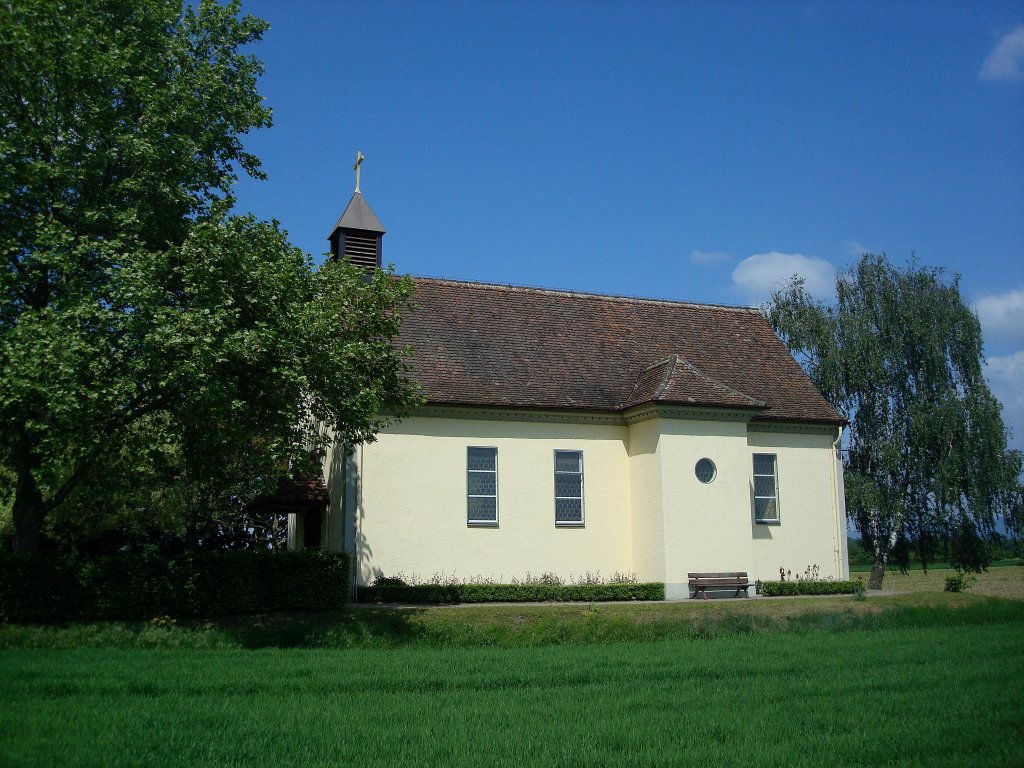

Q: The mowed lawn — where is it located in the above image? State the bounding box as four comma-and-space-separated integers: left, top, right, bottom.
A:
2, 570, 1023, 767
867, 562, 1024, 600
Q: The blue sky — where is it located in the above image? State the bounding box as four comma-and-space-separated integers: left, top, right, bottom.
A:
231, 1, 1024, 447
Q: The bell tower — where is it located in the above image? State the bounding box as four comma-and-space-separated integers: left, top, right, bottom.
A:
327, 151, 385, 269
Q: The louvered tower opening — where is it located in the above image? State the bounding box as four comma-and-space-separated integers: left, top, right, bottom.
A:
327, 190, 386, 274
343, 232, 379, 269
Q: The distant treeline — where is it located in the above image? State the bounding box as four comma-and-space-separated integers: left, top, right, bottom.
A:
846, 534, 1020, 567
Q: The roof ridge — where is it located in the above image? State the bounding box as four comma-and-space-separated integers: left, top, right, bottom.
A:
652, 354, 678, 400
620, 355, 675, 408
409, 275, 760, 313
675, 356, 766, 407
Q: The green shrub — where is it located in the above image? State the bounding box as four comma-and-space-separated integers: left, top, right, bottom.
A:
759, 581, 799, 597
758, 579, 862, 597
358, 581, 665, 604
0, 550, 349, 623
943, 571, 975, 593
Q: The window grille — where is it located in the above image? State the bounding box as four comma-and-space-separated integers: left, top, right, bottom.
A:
753, 453, 780, 523
554, 450, 584, 526
467, 447, 498, 526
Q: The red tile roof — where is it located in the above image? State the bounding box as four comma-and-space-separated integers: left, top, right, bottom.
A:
398, 278, 844, 425
622, 354, 766, 410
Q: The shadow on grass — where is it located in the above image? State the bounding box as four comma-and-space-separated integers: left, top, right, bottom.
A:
207, 607, 431, 649
0, 607, 435, 651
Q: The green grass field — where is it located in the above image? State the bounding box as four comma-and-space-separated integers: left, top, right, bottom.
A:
2, 615, 1022, 767
2, 572, 1023, 767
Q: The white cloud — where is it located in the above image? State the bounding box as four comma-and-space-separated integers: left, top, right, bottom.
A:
980, 24, 1024, 82
975, 289, 1024, 347
986, 351, 1024, 451
731, 251, 836, 303
688, 249, 731, 265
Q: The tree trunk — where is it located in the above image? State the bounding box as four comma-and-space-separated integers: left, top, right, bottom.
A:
11, 465, 46, 554
867, 509, 902, 590
868, 559, 886, 590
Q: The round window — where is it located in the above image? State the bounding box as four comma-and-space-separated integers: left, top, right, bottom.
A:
695, 458, 717, 484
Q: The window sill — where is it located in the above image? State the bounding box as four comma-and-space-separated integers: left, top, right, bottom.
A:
755, 519, 781, 526
468, 521, 498, 528
555, 521, 585, 528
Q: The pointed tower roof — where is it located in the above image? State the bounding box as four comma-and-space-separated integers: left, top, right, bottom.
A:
327, 152, 386, 270
328, 191, 385, 237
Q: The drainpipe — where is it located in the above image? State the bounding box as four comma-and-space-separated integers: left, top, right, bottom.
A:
830, 426, 844, 578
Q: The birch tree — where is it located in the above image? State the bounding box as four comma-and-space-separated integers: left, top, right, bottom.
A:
767, 254, 1022, 589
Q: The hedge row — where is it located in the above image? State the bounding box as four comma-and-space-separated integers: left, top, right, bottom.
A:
0, 550, 349, 623
357, 581, 665, 604
758, 579, 863, 597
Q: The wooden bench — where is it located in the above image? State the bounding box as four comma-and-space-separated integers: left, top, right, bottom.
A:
688, 572, 753, 600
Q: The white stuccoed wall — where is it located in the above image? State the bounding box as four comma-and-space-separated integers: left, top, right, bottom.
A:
316, 412, 848, 593
625, 417, 665, 583
349, 416, 634, 585
653, 417, 757, 599
747, 426, 848, 581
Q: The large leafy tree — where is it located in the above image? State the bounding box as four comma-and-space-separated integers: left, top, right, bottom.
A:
767, 254, 1022, 589
1, 0, 420, 552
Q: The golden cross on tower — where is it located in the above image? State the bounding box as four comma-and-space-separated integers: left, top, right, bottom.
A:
353, 151, 364, 193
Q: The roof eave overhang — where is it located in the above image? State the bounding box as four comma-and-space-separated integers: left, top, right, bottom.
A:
377, 400, 845, 430
619, 402, 762, 425
746, 420, 846, 436
389, 401, 768, 426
